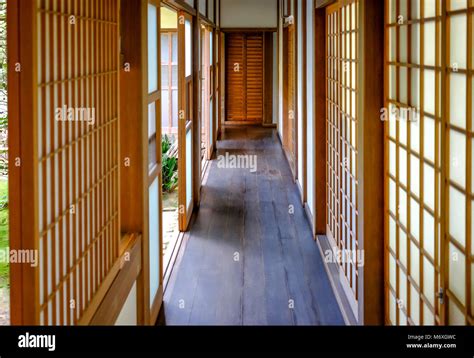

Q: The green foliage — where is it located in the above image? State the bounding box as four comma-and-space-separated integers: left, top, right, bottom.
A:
162, 135, 178, 193
162, 134, 172, 154
162, 155, 178, 193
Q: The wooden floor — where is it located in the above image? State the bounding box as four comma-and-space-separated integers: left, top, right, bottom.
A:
162, 126, 344, 326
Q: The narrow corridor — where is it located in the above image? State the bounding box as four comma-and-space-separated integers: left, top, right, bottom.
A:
163, 127, 344, 325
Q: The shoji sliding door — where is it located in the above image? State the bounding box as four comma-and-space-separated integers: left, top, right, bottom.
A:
385, 0, 473, 326
12, 0, 121, 325
326, 0, 360, 319
445, 0, 473, 326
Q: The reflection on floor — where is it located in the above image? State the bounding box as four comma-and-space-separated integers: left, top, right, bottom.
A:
162, 126, 344, 326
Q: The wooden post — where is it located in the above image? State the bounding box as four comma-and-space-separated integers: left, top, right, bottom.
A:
7, 0, 39, 325
357, 0, 385, 325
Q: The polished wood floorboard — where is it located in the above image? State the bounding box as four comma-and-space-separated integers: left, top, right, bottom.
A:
162, 126, 344, 326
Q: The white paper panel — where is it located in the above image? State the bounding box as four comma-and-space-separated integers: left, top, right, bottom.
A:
411, 68, 420, 108
389, 0, 396, 23
410, 154, 420, 197
390, 217, 396, 251
390, 179, 396, 214
411, 0, 420, 19
389, 66, 397, 99
399, 0, 408, 19
450, 15, 467, 69
389, 27, 397, 62
410, 112, 420, 153
449, 129, 466, 188
424, 21, 436, 66
400, 115, 408, 145
424, 0, 436, 18
400, 230, 407, 267
399, 268, 407, 311
389, 108, 397, 138
423, 163, 435, 210
449, 243, 466, 305
389, 291, 396, 324
450, 0, 467, 10
449, 73, 467, 129
389, 142, 396, 178
423, 70, 436, 115
399, 147, 407, 185
449, 186, 466, 247
449, 300, 465, 324
410, 284, 420, 325
410, 197, 420, 241
400, 67, 408, 103
423, 304, 434, 325
411, 24, 420, 64
423, 257, 435, 306
399, 187, 408, 226
400, 26, 408, 63
410, 240, 420, 284
424, 116, 435, 162
423, 210, 435, 259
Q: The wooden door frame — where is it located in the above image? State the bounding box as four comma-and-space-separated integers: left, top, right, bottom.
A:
144, 0, 164, 325
201, 25, 212, 163
178, 11, 195, 231
282, 20, 297, 178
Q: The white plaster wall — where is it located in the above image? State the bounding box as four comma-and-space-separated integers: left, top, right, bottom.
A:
220, 0, 278, 28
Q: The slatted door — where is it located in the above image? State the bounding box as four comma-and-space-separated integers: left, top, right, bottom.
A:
246, 34, 264, 122
225, 33, 264, 123
225, 33, 245, 122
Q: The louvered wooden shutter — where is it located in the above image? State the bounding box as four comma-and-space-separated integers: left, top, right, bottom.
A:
225, 33, 264, 122
246, 34, 264, 121
225, 33, 245, 121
